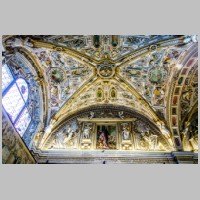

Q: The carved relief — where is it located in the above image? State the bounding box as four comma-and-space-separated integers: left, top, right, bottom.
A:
120, 122, 132, 150
80, 122, 93, 149
40, 106, 173, 152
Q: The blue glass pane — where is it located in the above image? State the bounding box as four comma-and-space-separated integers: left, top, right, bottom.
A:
2, 84, 25, 122
14, 108, 31, 136
16, 78, 29, 102
2, 64, 14, 91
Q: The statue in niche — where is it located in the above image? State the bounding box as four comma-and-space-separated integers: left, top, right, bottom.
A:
83, 124, 92, 139
122, 127, 130, 140
118, 111, 124, 119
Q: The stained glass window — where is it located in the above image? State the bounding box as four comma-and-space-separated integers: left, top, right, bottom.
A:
2, 84, 25, 122
14, 108, 31, 137
2, 63, 31, 136
2, 64, 14, 91
16, 78, 29, 102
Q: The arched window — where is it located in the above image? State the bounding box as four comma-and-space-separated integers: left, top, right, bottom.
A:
2, 63, 31, 137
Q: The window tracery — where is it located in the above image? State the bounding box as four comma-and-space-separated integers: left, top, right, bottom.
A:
2, 64, 31, 136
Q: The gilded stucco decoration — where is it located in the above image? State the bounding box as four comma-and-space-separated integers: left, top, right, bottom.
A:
2, 35, 198, 164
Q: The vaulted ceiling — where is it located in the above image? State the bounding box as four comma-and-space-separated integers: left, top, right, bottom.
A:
2, 35, 198, 151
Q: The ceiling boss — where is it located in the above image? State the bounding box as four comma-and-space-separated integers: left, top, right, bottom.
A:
97, 62, 115, 78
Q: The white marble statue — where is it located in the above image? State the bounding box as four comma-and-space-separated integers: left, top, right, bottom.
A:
83, 125, 92, 139
122, 127, 130, 140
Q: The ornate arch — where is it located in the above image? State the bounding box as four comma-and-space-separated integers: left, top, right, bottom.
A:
167, 43, 198, 150
37, 104, 174, 151
2, 49, 46, 147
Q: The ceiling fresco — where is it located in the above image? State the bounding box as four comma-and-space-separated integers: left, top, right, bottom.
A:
119, 47, 188, 118
29, 48, 94, 116
30, 35, 183, 61
2, 35, 198, 154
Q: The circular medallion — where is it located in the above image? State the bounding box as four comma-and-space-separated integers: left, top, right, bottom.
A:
49, 68, 66, 85
98, 64, 114, 78
149, 68, 164, 84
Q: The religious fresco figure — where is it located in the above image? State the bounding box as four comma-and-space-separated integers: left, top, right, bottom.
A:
98, 130, 109, 149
